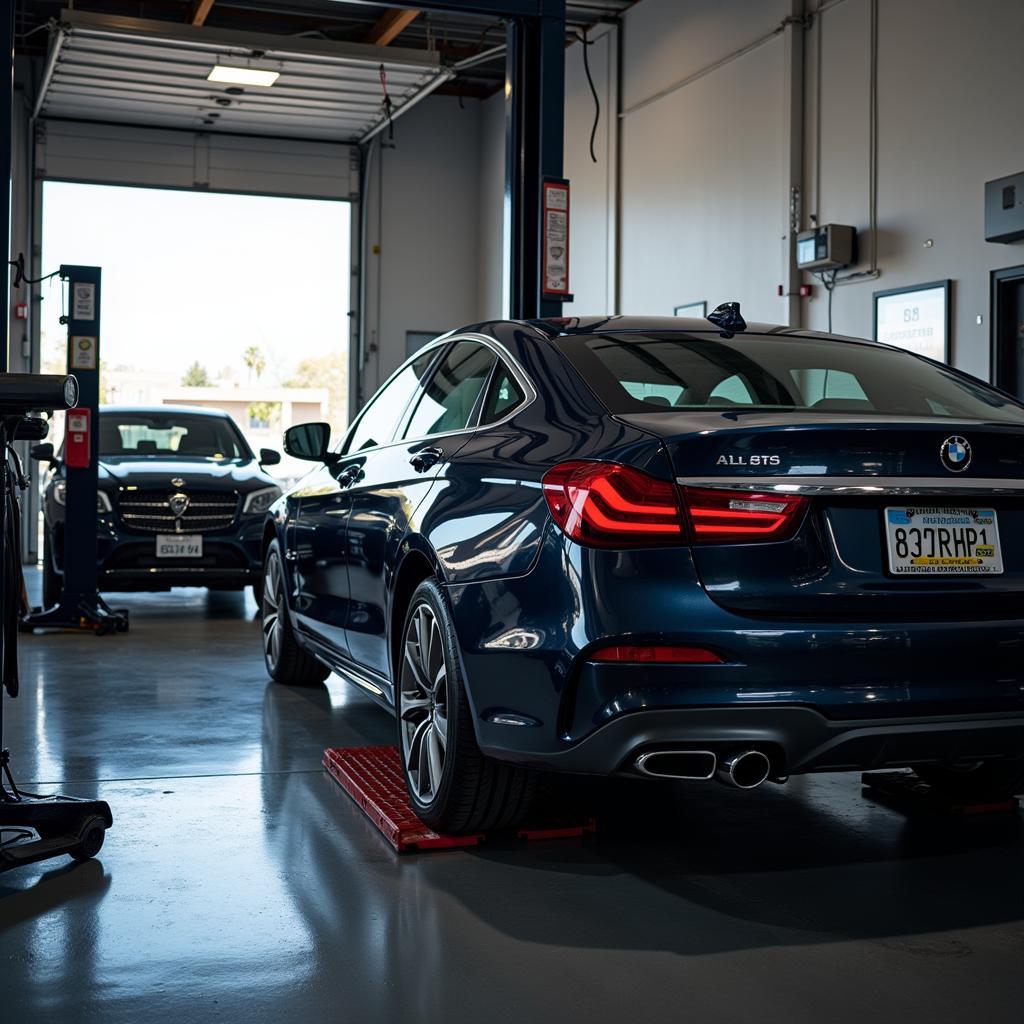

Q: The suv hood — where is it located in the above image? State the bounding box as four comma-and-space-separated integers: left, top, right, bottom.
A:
98, 457, 277, 492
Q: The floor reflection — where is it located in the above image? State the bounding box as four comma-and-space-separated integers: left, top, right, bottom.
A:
2, 579, 1024, 1022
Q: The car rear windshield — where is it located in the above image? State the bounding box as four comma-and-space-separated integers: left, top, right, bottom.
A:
99, 413, 250, 459
558, 332, 1024, 423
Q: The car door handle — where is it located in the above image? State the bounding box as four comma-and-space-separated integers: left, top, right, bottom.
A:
410, 446, 444, 473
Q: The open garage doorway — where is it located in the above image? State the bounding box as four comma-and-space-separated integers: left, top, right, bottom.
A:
39, 182, 352, 485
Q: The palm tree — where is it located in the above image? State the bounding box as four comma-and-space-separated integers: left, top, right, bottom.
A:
242, 345, 266, 384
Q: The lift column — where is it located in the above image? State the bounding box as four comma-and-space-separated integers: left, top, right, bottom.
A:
504, 0, 567, 320
22, 266, 126, 632
61, 266, 102, 606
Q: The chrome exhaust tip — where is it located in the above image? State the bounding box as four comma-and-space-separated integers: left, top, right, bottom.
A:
715, 750, 771, 790
635, 750, 717, 780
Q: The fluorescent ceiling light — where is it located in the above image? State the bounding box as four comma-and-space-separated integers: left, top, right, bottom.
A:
208, 65, 280, 87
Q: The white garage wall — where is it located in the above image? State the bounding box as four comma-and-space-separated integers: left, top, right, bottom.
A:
359, 96, 486, 402
567, 0, 793, 323
477, 91, 506, 321
562, 24, 617, 314
808, 0, 1024, 378
558, 0, 1024, 378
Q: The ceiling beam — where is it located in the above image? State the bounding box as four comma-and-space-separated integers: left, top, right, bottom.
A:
364, 9, 420, 46
189, 0, 216, 27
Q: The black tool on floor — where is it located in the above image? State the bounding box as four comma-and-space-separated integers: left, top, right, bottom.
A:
0, 373, 113, 872
861, 769, 1020, 818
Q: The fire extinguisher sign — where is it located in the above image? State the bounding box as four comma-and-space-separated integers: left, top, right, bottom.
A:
542, 178, 571, 298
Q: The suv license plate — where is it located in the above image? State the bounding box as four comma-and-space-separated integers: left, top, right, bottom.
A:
884, 507, 1002, 575
156, 534, 203, 558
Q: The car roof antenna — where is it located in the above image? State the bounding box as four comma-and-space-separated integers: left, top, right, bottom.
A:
706, 302, 747, 338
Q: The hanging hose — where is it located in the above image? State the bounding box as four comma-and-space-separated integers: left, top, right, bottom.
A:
575, 31, 600, 164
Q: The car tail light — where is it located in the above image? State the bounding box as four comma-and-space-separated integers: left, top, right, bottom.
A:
542, 461, 684, 547
683, 488, 808, 543
591, 644, 723, 664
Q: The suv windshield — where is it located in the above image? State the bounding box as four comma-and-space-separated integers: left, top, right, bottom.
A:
99, 412, 250, 460
558, 332, 1024, 423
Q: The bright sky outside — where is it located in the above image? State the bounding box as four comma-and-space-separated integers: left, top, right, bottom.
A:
40, 182, 351, 389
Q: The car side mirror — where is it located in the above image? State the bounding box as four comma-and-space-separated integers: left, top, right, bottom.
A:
283, 422, 336, 464
30, 442, 55, 464
259, 448, 282, 467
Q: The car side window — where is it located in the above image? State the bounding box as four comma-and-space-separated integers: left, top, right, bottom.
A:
480, 362, 526, 424
344, 351, 435, 454
402, 341, 496, 439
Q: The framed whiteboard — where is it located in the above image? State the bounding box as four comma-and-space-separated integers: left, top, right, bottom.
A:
873, 280, 951, 362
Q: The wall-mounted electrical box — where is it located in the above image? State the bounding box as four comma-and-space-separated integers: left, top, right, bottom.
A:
985, 172, 1024, 243
796, 224, 856, 271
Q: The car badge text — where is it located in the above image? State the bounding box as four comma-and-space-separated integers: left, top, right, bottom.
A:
170, 477, 185, 488
716, 454, 781, 467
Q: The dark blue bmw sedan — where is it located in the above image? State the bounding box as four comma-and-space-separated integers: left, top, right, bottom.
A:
260, 310, 1024, 832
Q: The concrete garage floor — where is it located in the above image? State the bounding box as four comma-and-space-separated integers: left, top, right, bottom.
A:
2, 572, 1024, 1023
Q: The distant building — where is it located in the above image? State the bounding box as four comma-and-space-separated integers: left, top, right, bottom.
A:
160, 386, 328, 482
158, 386, 326, 435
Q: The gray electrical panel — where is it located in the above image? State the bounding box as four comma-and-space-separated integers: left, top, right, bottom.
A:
796, 224, 856, 271
985, 172, 1024, 243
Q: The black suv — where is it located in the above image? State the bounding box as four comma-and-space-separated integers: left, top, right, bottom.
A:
35, 405, 282, 606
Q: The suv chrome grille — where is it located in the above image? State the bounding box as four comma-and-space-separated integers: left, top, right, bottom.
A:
117, 488, 239, 534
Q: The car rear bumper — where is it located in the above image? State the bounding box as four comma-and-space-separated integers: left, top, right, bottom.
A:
478, 705, 1024, 777
448, 533, 1024, 775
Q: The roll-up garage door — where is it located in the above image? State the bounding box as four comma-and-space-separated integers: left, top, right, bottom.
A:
36, 120, 358, 201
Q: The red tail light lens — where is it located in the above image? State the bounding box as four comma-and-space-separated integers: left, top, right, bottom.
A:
542, 460, 684, 547
591, 644, 723, 664
683, 487, 809, 543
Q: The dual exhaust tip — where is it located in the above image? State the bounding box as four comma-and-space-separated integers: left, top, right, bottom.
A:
634, 749, 772, 789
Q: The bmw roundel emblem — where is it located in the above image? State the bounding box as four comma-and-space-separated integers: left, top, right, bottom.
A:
940, 435, 972, 473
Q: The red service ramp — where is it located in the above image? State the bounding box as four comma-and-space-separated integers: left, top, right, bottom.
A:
323, 746, 595, 853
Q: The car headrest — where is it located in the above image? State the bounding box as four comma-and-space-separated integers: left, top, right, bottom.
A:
177, 426, 216, 452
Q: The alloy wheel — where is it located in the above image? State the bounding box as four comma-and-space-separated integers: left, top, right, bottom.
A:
262, 551, 283, 671
400, 602, 449, 803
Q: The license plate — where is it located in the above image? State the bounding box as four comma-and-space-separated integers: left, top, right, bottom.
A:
156, 534, 203, 558
884, 507, 1003, 575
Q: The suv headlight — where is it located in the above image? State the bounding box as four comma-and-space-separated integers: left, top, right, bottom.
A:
242, 485, 282, 516
53, 481, 112, 514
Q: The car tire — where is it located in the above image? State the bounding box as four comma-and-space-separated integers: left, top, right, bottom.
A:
396, 579, 535, 834
42, 530, 61, 609
261, 540, 329, 687
914, 760, 1024, 798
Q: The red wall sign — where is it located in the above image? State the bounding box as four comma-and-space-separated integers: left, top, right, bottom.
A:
542, 179, 571, 298
65, 408, 91, 469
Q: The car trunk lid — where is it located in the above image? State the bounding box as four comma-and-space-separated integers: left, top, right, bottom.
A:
621, 411, 1024, 619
